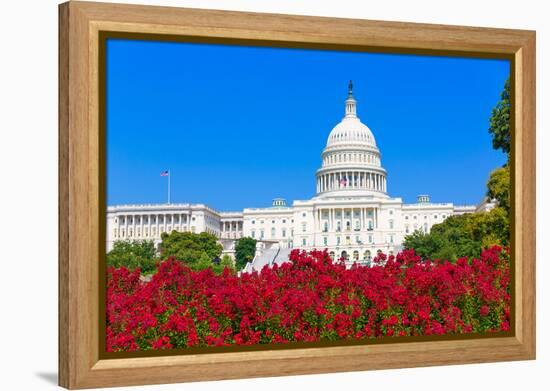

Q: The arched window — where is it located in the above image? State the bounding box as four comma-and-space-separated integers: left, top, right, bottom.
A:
329, 251, 335, 260
353, 250, 359, 260
341, 251, 349, 261
364, 250, 371, 261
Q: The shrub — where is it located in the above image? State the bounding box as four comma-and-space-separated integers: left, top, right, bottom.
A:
106, 246, 510, 351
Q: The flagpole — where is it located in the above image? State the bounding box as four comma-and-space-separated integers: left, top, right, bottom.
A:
168, 170, 171, 204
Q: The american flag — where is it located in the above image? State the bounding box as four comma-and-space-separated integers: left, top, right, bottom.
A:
339, 177, 347, 186
160, 170, 169, 177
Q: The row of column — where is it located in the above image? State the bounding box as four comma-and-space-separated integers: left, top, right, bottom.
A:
313, 207, 378, 232
317, 171, 386, 193
221, 221, 243, 239
221, 221, 243, 232
117, 213, 191, 238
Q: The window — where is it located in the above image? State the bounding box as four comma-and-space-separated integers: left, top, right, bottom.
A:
282, 228, 286, 238
424, 215, 427, 219
252, 220, 255, 224
353, 251, 359, 260
390, 235, 394, 243
282, 219, 286, 223
368, 235, 373, 243
251, 230, 256, 238
413, 215, 417, 220
271, 227, 276, 238
272, 220, 275, 224
355, 220, 360, 230
389, 219, 394, 229
405, 225, 409, 234
323, 221, 328, 232
302, 222, 307, 232
336, 236, 341, 245
405, 216, 409, 220
260, 229, 264, 239
346, 221, 351, 231
364, 250, 371, 261
302, 212, 306, 217
336, 221, 341, 232
302, 238, 306, 246
368, 220, 373, 230
329, 251, 335, 259
389, 210, 393, 215
424, 223, 428, 232
434, 215, 438, 219
323, 237, 328, 246
355, 235, 360, 244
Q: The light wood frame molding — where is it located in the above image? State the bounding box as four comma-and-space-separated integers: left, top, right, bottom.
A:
59, 1, 536, 389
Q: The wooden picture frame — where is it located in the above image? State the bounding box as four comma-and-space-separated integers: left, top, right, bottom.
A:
59, 1, 536, 388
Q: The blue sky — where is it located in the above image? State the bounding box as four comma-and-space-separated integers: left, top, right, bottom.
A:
106, 39, 509, 211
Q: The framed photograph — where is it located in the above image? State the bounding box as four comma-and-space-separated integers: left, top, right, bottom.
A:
59, 1, 536, 389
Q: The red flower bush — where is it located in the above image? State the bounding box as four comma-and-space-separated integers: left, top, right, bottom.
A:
106, 246, 510, 352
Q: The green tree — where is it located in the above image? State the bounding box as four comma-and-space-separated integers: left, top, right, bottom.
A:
234, 237, 257, 270
106, 240, 158, 274
486, 165, 510, 214
159, 231, 222, 269
403, 214, 483, 262
489, 78, 511, 157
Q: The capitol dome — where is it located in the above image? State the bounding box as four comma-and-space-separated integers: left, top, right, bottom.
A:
326, 82, 377, 148
315, 81, 387, 198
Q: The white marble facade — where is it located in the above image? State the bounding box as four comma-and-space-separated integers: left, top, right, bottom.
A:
107, 82, 483, 260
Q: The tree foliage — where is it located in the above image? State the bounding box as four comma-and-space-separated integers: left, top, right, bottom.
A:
489, 78, 511, 157
159, 231, 223, 271
106, 240, 158, 274
234, 237, 257, 270
487, 165, 510, 213
403, 206, 509, 262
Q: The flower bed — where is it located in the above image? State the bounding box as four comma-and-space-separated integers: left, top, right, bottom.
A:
106, 246, 510, 351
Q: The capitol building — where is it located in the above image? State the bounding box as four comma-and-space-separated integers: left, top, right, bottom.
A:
107, 82, 491, 267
